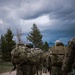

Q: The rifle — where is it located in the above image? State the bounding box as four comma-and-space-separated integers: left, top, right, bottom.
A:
9, 64, 16, 74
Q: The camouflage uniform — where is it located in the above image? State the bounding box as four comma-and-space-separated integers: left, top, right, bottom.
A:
50, 41, 66, 75
62, 37, 75, 75
11, 45, 44, 75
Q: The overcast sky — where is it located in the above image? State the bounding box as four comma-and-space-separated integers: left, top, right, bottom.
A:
0, 0, 75, 44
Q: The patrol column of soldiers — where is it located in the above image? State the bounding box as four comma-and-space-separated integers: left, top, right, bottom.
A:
11, 41, 66, 75
11, 37, 75, 75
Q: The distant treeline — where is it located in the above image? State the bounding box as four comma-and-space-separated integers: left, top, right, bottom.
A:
0, 23, 49, 62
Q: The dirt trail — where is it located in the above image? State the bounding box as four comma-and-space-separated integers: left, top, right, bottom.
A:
0, 71, 50, 75
0, 71, 16, 75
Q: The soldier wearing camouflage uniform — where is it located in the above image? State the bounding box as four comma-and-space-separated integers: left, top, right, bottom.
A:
62, 37, 75, 75
11, 44, 45, 75
50, 40, 66, 75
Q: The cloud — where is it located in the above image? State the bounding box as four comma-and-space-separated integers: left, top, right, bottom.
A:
0, 0, 75, 44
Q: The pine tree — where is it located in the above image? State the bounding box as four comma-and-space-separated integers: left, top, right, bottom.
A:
0, 38, 1, 51
0, 28, 16, 61
27, 23, 43, 48
0, 37, 1, 52
0, 35, 6, 61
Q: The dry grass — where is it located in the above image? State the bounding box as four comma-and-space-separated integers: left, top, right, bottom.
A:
0, 62, 13, 73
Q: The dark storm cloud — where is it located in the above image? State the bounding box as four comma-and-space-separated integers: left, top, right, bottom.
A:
0, 0, 75, 44
42, 27, 75, 44
0, 0, 75, 20
17, 0, 75, 20
0, 0, 21, 7
42, 22, 75, 44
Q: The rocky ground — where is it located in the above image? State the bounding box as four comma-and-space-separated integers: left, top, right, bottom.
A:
0, 71, 50, 75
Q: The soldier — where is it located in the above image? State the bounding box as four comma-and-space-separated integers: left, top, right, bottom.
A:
62, 37, 75, 75
11, 44, 35, 75
50, 40, 66, 75
11, 44, 44, 75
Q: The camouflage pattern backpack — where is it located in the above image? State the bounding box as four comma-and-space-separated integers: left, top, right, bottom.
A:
50, 41, 66, 75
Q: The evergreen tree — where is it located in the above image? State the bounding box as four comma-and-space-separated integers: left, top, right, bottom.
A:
43, 42, 49, 52
0, 35, 6, 61
27, 23, 43, 48
0, 28, 16, 61
0, 38, 1, 51
0, 37, 1, 52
